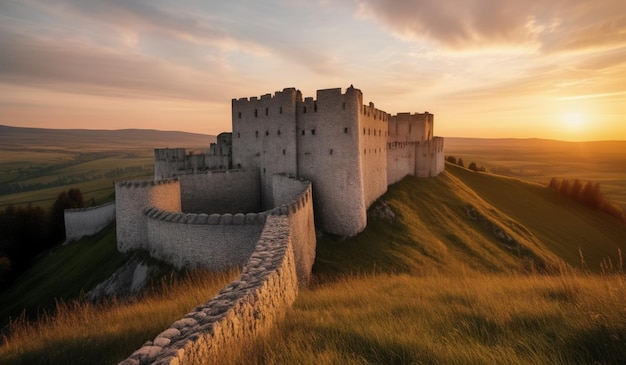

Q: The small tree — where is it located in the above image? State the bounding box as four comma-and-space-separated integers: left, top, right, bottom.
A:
570, 179, 584, 201
548, 177, 561, 191
468, 162, 478, 171
446, 156, 457, 164
49, 188, 84, 244
457, 158, 465, 167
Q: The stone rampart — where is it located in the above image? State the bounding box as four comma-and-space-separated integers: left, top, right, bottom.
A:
115, 179, 181, 252
415, 137, 445, 177
144, 208, 266, 270
120, 180, 315, 365
64, 201, 116, 242
180, 169, 260, 214
272, 174, 316, 284
387, 141, 417, 185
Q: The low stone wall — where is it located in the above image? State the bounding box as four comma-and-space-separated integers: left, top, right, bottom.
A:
144, 209, 267, 270
64, 201, 116, 242
120, 180, 315, 365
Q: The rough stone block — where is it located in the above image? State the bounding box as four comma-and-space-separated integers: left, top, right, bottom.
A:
208, 214, 220, 224
220, 213, 233, 224
232, 213, 245, 224
158, 328, 181, 339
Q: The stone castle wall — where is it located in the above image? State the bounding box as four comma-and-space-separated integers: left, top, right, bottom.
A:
144, 208, 266, 270
359, 101, 389, 210
64, 201, 116, 242
387, 141, 416, 185
154, 148, 187, 180
115, 179, 181, 252
415, 137, 445, 177
272, 174, 316, 284
120, 178, 315, 365
179, 169, 260, 214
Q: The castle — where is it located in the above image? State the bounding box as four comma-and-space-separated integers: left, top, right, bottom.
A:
116, 85, 444, 363
115, 85, 443, 279
148, 85, 444, 237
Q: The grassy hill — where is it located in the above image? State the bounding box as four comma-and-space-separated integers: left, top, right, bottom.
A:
1, 163, 625, 364
239, 166, 626, 364
315, 164, 625, 277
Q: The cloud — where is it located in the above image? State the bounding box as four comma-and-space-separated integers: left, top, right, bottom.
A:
356, 0, 626, 52
0, 29, 240, 102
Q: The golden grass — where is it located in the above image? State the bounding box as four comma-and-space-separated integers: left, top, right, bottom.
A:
0, 269, 239, 365
237, 273, 626, 364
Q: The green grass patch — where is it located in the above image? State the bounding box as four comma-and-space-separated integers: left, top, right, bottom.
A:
315, 171, 564, 278
446, 163, 626, 271
0, 224, 129, 326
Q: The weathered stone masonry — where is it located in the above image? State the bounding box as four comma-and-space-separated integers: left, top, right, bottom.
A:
120, 178, 314, 365
116, 85, 442, 364
155, 85, 445, 237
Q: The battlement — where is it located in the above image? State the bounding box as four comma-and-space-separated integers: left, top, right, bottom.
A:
144, 207, 267, 225
362, 101, 390, 122
116, 178, 179, 189
232, 87, 299, 105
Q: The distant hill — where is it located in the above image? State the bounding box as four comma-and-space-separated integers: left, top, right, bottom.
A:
0, 125, 215, 151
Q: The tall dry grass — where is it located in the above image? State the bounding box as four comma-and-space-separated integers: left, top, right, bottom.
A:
234, 272, 626, 364
0, 269, 238, 365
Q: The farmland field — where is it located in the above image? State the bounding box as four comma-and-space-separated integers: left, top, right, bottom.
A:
0, 125, 214, 209
445, 138, 626, 210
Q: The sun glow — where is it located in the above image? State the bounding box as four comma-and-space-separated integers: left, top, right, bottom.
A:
562, 111, 587, 131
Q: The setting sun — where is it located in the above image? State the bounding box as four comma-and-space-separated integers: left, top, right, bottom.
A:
562, 111, 587, 131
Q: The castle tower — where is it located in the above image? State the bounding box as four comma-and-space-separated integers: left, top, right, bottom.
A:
296, 86, 383, 237
232, 88, 300, 209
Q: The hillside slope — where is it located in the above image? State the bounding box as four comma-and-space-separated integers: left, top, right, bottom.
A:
445, 163, 625, 272
315, 165, 625, 276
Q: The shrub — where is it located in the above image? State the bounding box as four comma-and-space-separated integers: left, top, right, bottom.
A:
548, 178, 625, 222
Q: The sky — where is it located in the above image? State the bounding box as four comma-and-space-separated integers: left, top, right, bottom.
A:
1, 0, 625, 141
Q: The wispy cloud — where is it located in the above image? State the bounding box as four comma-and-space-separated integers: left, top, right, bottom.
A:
356, 0, 626, 52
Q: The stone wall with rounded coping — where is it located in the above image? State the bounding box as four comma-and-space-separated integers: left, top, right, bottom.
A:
144, 209, 266, 270
119, 179, 315, 365
64, 201, 116, 242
